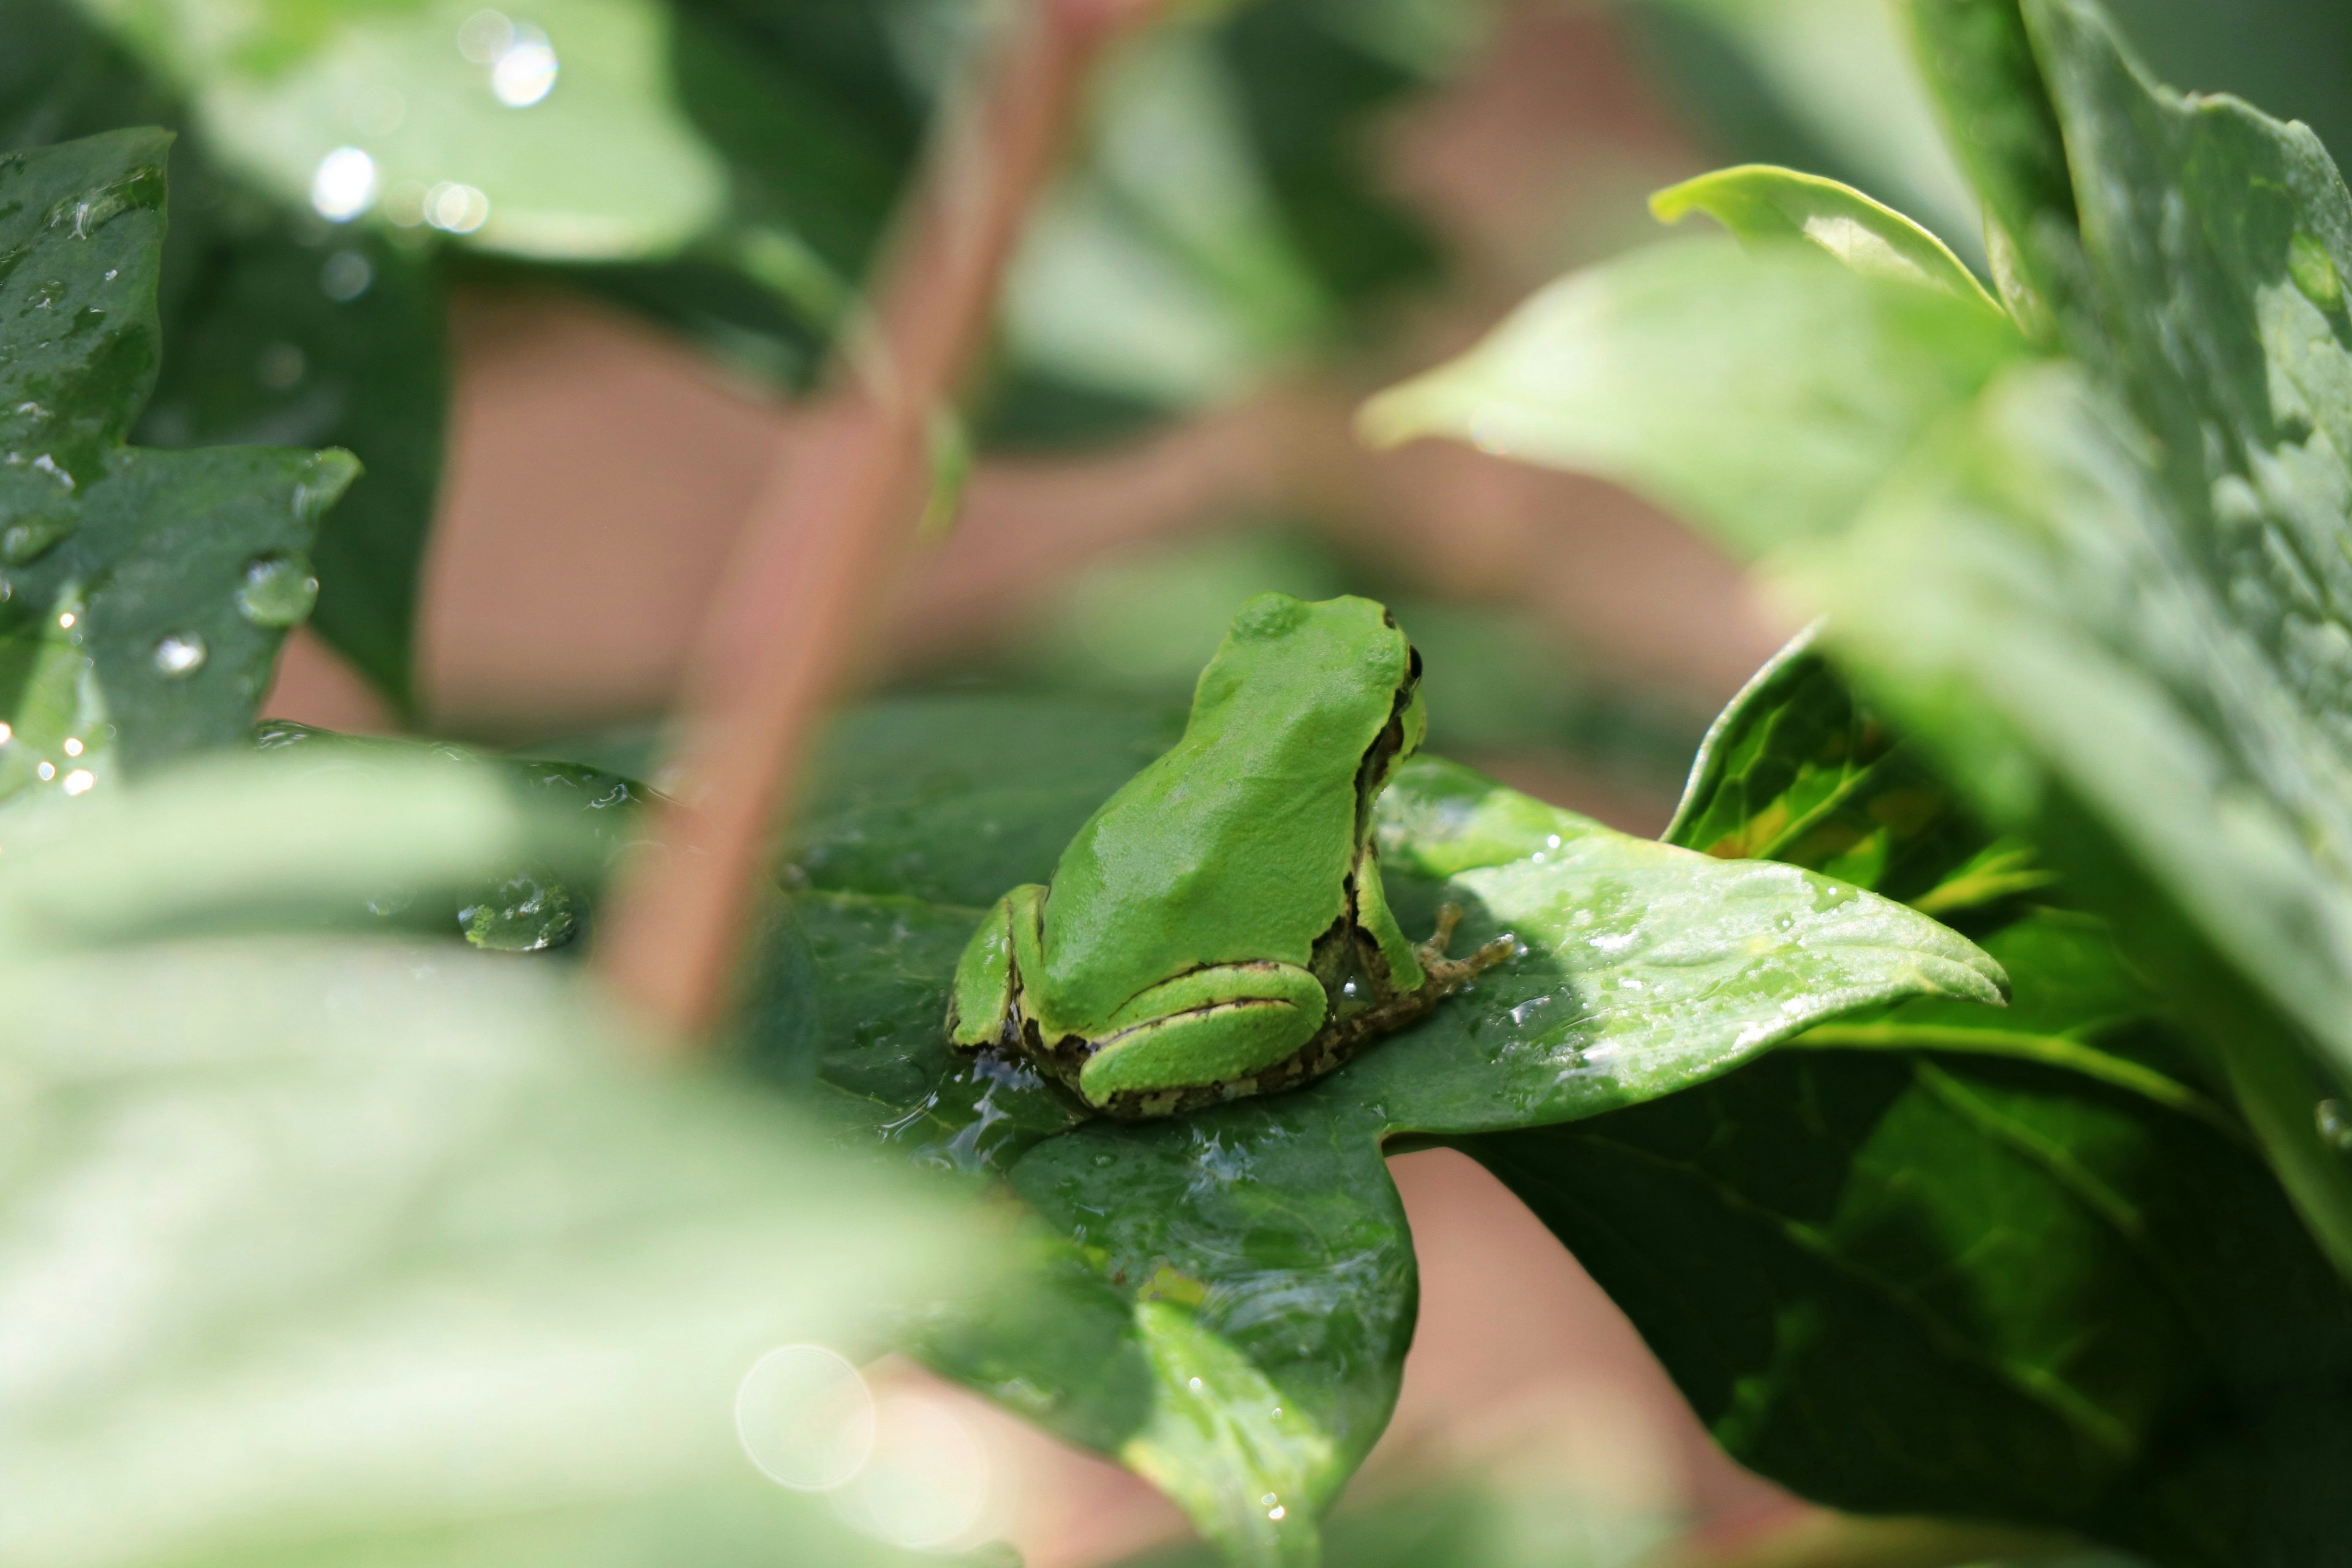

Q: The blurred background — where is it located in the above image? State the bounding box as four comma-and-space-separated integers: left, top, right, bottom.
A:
23, 0, 2332, 1558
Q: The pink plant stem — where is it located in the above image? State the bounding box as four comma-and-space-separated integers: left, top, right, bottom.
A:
603, 0, 1163, 1041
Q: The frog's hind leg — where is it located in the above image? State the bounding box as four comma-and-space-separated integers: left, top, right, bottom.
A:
946, 884, 1046, 1049
1414, 902, 1517, 990
1079, 962, 1328, 1115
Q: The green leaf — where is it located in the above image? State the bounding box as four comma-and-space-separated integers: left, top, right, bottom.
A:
76, 0, 728, 261
0, 0, 450, 708
0, 127, 356, 801
744, 690, 2001, 1565
1358, 238, 2027, 551
1365, 0, 2352, 1281
1460, 500, 2352, 1567
1464, 1035, 2352, 1566
1651, 164, 2002, 311
0, 755, 999, 1568
138, 219, 445, 709
1667, 622, 2052, 915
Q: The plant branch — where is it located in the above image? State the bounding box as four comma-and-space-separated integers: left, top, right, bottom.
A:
600, 0, 1163, 1041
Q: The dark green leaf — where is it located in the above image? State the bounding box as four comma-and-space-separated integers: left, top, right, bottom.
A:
745, 690, 2000, 1564
1, 0, 448, 707
0, 128, 355, 799
1465, 1037, 2352, 1566
138, 222, 444, 709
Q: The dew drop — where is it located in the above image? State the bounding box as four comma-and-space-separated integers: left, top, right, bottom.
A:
153, 633, 206, 677
61, 767, 93, 796
35, 761, 53, 781
1267, 1506, 1286, 1521
1, 511, 74, 564
238, 554, 320, 628
2317, 1098, 2352, 1151
462, 868, 578, 952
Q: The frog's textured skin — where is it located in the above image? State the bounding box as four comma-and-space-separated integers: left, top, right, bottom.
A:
946, 592, 1512, 1119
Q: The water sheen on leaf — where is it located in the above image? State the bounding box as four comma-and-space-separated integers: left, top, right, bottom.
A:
0, 128, 355, 805
745, 690, 2001, 1566
1465, 631, 2352, 1564
77, 0, 726, 261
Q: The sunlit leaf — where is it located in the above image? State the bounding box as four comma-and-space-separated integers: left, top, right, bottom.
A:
745, 690, 2000, 1566
75, 0, 727, 260
1651, 164, 2001, 310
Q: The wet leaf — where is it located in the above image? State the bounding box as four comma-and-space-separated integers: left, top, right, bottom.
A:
1470, 633, 2352, 1564
78, 0, 727, 261
0, 127, 356, 807
0, 0, 449, 709
745, 690, 2000, 1565
1366, 0, 2352, 1283
0, 756, 997, 1568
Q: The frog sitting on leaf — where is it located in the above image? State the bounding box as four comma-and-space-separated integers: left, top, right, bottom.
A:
949, 592, 1514, 1118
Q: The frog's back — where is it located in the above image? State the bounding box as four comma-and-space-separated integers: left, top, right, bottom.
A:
1038, 594, 1411, 1031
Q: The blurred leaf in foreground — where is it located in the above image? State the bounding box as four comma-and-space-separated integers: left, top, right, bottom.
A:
0, 750, 1003, 1568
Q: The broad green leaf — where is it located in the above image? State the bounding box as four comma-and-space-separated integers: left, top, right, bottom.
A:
744, 690, 2000, 1566
1651, 164, 2001, 311
75, 0, 727, 261
1667, 623, 2051, 915
1367, 0, 2352, 1278
139, 221, 445, 709
0, 0, 450, 708
1627, 0, 1981, 262
0, 128, 355, 802
1467, 1033, 2352, 1566
1358, 239, 2027, 552
246, 719, 653, 952
0, 756, 1000, 1568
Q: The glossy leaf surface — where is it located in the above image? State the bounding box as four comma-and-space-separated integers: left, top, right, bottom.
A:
1651, 164, 2000, 310
1475, 631, 2352, 1562
0, 753, 998, 1568
1359, 239, 2026, 551
77, 0, 727, 260
1368, 0, 2352, 1275
1, 0, 449, 707
0, 127, 355, 804
745, 690, 2000, 1565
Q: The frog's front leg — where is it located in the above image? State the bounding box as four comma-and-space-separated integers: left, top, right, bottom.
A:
1077, 962, 1329, 1110
1351, 841, 1515, 1006
946, 884, 1046, 1049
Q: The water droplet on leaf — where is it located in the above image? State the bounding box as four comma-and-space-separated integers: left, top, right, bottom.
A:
1, 511, 73, 564
462, 869, 577, 952
2318, 1098, 2352, 1151
238, 554, 319, 627
153, 633, 206, 677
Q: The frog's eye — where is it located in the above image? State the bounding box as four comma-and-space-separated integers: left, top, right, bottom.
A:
1408, 645, 1423, 684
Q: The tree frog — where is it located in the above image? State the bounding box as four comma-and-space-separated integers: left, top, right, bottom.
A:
946, 592, 1514, 1120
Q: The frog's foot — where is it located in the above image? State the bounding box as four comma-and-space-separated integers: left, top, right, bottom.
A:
1415, 902, 1517, 989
